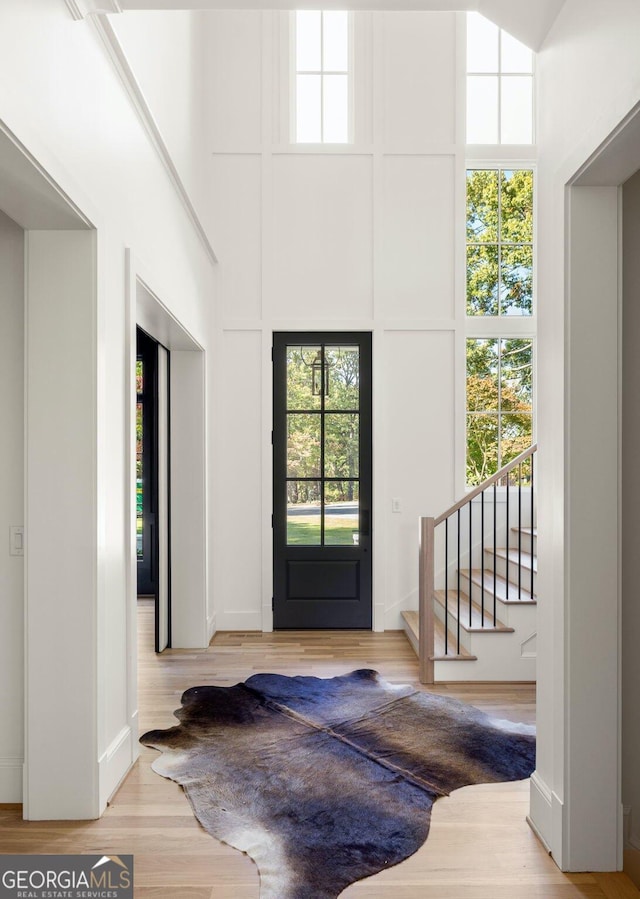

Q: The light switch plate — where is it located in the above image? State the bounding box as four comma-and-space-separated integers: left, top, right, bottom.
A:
392, 498, 402, 513
10, 525, 24, 556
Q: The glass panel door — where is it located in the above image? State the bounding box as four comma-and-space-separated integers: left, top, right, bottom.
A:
273, 332, 372, 629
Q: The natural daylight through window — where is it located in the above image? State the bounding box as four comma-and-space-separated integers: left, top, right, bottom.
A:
466, 169, 533, 317
294, 10, 350, 143
466, 337, 533, 486
466, 168, 535, 485
466, 12, 534, 144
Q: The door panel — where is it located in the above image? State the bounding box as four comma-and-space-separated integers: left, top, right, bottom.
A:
273, 332, 372, 629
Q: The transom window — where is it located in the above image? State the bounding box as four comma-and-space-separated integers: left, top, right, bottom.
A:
466, 12, 534, 144
294, 11, 350, 144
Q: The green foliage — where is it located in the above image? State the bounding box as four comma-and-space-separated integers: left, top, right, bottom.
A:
285, 347, 360, 508
466, 169, 533, 316
466, 339, 533, 486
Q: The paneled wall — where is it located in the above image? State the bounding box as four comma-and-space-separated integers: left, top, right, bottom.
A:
205, 10, 462, 631
0, 211, 24, 801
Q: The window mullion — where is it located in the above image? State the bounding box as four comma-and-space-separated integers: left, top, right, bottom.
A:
320, 11, 324, 142
497, 29, 502, 143
497, 167, 502, 316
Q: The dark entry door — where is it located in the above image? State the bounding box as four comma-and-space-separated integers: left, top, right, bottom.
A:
273, 332, 372, 629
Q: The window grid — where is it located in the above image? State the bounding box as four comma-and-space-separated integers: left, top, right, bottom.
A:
466, 168, 534, 317
466, 14, 534, 144
294, 11, 349, 144
466, 338, 533, 486
465, 164, 535, 488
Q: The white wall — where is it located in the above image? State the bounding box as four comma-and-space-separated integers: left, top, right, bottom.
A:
205, 10, 461, 632
25, 230, 99, 819
0, 0, 216, 812
112, 10, 207, 207
534, 0, 640, 871
0, 210, 24, 802
622, 170, 640, 852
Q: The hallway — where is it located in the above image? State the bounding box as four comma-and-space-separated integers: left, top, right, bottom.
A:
0, 603, 636, 898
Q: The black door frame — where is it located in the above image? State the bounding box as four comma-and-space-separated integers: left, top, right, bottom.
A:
272, 331, 372, 629
136, 326, 172, 650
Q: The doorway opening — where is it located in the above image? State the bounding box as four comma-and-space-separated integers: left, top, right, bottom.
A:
136, 326, 170, 652
272, 332, 372, 629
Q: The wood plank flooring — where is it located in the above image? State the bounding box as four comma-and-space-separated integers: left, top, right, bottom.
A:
1, 599, 637, 899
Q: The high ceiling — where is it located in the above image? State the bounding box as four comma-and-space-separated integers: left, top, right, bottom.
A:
116, 0, 567, 50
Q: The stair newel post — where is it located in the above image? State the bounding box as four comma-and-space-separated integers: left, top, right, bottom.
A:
419, 516, 435, 684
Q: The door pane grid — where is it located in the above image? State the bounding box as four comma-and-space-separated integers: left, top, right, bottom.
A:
285, 343, 360, 546
274, 332, 372, 629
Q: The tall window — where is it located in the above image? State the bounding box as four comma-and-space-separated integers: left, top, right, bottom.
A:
466, 12, 533, 144
466, 338, 533, 485
466, 168, 533, 316
466, 168, 534, 485
294, 11, 350, 144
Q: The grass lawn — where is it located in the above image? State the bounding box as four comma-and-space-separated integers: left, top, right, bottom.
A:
287, 518, 358, 546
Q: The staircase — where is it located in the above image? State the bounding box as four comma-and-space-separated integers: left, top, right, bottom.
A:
402, 444, 537, 683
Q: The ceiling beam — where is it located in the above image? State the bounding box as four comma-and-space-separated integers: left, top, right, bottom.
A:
114, 0, 566, 51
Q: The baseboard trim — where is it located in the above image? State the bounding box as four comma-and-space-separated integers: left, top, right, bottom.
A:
216, 610, 262, 631
261, 604, 274, 633
0, 758, 23, 804
98, 726, 134, 812
207, 612, 217, 642
529, 771, 553, 852
384, 592, 418, 631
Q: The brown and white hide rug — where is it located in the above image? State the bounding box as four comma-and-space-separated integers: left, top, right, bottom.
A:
140, 669, 535, 899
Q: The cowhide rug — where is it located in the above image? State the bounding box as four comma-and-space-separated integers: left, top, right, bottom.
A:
140, 669, 535, 898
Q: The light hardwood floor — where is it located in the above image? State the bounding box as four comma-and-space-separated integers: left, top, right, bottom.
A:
0, 599, 637, 899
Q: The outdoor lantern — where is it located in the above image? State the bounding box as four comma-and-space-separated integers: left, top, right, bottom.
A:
311, 349, 330, 397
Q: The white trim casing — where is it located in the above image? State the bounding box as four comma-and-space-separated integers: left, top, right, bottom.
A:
65, 0, 122, 20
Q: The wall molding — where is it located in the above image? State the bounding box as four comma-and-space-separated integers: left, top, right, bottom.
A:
98, 726, 134, 811
528, 771, 553, 854
89, 16, 218, 266
217, 610, 262, 630
66, 0, 122, 21
0, 758, 23, 804
0, 119, 94, 230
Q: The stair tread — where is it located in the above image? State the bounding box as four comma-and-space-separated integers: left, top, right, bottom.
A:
512, 526, 537, 537
434, 589, 514, 632
401, 610, 476, 661
485, 546, 538, 573
463, 568, 537, 603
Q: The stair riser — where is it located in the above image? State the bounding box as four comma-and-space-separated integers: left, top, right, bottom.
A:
510, 531, 536, 555
434, 643, 536, 682
458, 570, 535, 613
433, 598, 473, 654
484, 552, 536, 593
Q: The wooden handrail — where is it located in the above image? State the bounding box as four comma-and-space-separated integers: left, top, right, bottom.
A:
434, 443, 537, 527
419, 443, 537, 684
418, 517, 435, 684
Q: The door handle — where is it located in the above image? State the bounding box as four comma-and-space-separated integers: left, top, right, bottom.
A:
360, 510, 370, 537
